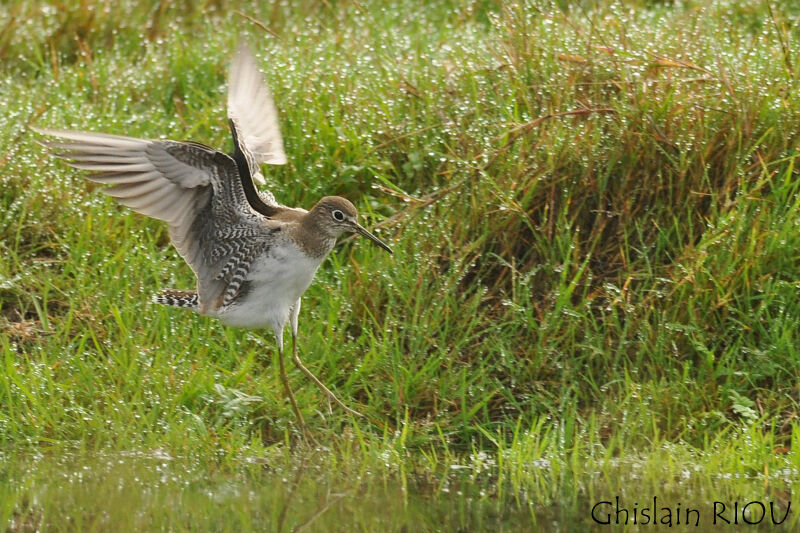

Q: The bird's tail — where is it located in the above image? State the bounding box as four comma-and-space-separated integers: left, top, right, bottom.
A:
153, 289, 199, 310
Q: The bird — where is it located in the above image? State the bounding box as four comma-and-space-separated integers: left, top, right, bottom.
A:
33, 45, 393, 425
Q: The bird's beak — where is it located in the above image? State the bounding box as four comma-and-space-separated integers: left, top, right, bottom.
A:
353, 223, 393, 253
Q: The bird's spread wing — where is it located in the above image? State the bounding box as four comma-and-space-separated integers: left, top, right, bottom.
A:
227, 44, 287, 182
228, 118, 285, 218
35, 128, 280, 313
226, 44, 290, 218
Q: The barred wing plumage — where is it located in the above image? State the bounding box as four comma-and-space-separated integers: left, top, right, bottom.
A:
34, 128, 278, 314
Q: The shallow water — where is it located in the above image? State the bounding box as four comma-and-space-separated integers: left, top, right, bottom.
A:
1, 449, 541, 532
1, 449, 795, 532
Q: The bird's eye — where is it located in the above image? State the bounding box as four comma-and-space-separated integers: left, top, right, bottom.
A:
332, 209, 345, 222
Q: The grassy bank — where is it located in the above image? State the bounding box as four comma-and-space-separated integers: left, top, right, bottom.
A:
2, 0, 800, 528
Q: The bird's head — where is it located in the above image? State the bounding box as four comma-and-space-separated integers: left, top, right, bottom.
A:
310, 196, 393, 253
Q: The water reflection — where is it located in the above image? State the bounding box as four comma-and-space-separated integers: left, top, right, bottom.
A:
1, 450, 538, 532
1, 449, 796, 531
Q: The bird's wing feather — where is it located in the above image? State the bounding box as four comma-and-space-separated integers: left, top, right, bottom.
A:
35, 127, 282, 314
227, 118, 286, 218
227, 44, 287, 187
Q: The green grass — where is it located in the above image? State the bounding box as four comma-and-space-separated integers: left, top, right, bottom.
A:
2, 0, 800, 529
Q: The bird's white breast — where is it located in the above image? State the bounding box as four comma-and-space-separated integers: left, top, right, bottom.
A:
215, 242, 324, 331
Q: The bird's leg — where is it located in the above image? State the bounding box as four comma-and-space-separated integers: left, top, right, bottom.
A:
291, 330, 363, 418
289, 300, 364, 418
275, 328, 305, 426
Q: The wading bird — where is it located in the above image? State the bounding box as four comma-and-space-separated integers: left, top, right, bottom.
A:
35, 46, 392, 425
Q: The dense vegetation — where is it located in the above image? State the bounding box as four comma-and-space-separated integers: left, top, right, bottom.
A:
1, 0, 799, 528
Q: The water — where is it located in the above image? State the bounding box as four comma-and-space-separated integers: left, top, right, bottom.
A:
1, 449, 542, 532
2, 448, 795, 531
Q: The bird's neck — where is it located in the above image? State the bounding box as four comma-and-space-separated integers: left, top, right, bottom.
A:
292, 215, 337, 259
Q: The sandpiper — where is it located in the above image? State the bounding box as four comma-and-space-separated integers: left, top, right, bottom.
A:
34, 45, 392, 424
